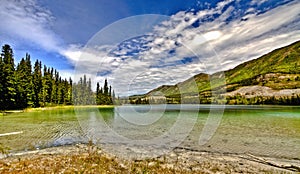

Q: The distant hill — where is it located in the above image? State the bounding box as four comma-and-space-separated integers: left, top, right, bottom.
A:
130, 40, 300, 105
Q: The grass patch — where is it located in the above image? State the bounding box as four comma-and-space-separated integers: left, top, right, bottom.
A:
24, 105, 114, 112
0, 144, 293, 173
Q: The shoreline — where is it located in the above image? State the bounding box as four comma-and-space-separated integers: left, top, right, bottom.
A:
1, 104, 299, 115
23, 105, 114, 112
1, 144, 299, 173
1, 105, 299, 173
1, 105, 115, 115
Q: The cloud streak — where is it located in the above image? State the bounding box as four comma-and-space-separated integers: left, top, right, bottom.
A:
1, 0, 299, 96
0, 0, 63, 52
72, 0, 299, 96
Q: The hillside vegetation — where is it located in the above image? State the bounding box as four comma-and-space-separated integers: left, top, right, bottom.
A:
130, 40, 300, 105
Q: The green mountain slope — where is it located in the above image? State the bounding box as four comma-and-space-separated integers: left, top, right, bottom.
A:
130, 40, 300, 104
224, 40, 300, 88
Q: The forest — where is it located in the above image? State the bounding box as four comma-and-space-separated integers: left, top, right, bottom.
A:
0, 44, 114, 110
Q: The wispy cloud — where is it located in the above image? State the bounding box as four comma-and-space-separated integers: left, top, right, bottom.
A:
72, 0, 299, 96
1, 0, 299, 96
150, 0, 300, 73
0, 0, 62, 51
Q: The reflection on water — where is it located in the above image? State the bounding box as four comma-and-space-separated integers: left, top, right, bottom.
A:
0, 105, 299, 159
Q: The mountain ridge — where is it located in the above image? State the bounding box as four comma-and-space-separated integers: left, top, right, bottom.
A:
129, 40, 300, 105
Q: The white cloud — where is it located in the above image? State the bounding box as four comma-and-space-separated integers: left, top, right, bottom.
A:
60, 44, 83, 62
146, 0, 300, 74
0, 0, 62, 52
250, 0, 268, 6
1, 0, 299, 96
203, 31, 222, 41
105, 0, 300, 95
0, 0, 80, 81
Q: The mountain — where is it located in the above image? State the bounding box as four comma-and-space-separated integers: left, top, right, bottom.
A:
130, 40, 300, 105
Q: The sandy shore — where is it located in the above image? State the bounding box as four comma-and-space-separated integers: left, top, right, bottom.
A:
0, 144, 299, 173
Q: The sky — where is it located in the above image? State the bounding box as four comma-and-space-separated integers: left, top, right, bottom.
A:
0, 0, 299, 96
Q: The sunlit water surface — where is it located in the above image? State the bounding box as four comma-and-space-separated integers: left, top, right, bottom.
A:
0, 105, 299, 159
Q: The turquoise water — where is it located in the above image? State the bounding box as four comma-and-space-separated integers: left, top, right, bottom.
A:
0, 105, 299, 159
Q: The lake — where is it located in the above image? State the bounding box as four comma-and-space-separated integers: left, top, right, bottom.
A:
0, 105, 299, 159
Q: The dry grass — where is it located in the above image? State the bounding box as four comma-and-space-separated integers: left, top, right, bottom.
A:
0, 144, 294, 174
0, 152, 190, 173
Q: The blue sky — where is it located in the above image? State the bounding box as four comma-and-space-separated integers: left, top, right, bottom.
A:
0, 0, 299, 96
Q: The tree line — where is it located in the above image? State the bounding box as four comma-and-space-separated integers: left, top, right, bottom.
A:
0, 44, 115, 110
130, 94, 300, 105
96, 79, 115, 105
226, 94, 300, 105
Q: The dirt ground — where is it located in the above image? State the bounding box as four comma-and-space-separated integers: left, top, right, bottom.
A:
0, 144, 299, 173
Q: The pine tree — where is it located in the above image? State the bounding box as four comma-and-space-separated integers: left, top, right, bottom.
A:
42, 65, 53, 106
109, 85, 112, 104
62, 78, 69, 104
32, 60, 42, 107
0, 44, 77, 109
109, 85, 112, 97
1, 45, 16, 110
16, 56, 32, 108
78, 77, 83, 104
104, 79, 108, 96
94, 79, 115, 105
96, 82, 100, 105
59, 78, 64, 104
0, 52, 4, 110
25, 54, 33, 106
50, 69, 59, 104
68, 77, 73, 104
99, 87, 104, 105
87, 78, 92, 104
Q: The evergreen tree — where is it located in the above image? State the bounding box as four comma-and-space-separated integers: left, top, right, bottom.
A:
109, 85, 112, 104
68, 77, 73, 104
109, 85, 112, 97
62, 78, 69, 104
96, 82, 100, 96
15, 54, 32, 108
94, 79, 114, 105
42, 65, 53, 105
25, 54, 33, 106
87, 78, 93, 104
72, 75, 95, 105
96, 82, 100, 105
1, 45, 16, 110
104, 79, 108, 96
54, 70, 60, 104
32, 60, 42, 107
57, 77, 66, 104
0, 44, 119, 109
99, 87, 104, 105
0, 52, 4, 110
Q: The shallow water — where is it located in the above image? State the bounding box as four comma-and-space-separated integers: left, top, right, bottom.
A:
0, 105, 299, 159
